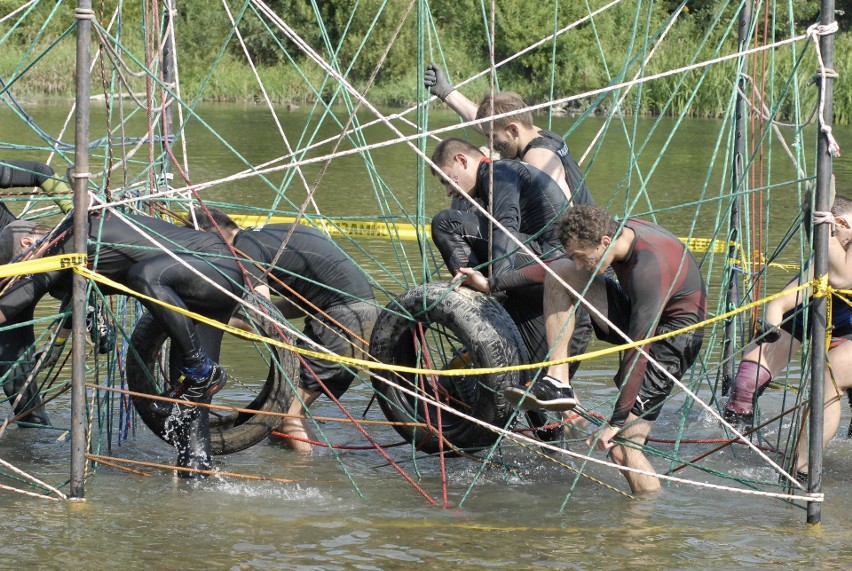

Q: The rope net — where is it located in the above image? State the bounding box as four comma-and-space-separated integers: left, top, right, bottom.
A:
0, 0, 836, 508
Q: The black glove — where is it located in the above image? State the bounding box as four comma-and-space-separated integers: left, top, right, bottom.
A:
754, 317, 781, 344
424, 63, 454, 100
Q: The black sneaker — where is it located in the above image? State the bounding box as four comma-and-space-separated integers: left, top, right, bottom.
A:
722, 407, 753, 432
151, 365, 228, 417
503, 375, 578, 411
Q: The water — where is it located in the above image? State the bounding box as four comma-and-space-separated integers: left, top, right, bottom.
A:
2, 103, 852, 568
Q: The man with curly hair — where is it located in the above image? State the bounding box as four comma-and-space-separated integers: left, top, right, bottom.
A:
505, 204, 706, 494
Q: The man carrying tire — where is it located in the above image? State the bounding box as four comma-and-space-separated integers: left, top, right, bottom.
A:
194, 208, 378, 453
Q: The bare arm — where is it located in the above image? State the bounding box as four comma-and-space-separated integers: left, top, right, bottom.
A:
443, 91, 482, 134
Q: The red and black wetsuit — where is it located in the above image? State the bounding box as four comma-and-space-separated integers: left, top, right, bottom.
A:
595, 219, 707, 427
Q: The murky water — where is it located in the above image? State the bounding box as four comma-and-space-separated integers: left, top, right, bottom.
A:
2, 103, 852, 568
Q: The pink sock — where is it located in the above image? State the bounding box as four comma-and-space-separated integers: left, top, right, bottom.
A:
727, 360, 772, 414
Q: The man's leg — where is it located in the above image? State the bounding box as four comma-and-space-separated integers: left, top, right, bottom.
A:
609, 414, 659, 495
430, 209, 485, 274
504, 258, 604, 411
724, 333, 800, 426
277, 302, 378, 452
127, 254, 238, 406
794, 339, 852, 475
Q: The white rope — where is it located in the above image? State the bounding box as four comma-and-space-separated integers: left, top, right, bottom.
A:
806, 21, 841, 158
0, 0, 37, 25
0, 456, 67, 500
367, 367, 820, 501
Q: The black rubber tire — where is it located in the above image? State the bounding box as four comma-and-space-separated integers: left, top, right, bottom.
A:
369, 282, 530, 453
126, 312, 296, 455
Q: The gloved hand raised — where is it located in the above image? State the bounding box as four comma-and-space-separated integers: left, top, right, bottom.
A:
424, 63, 455, 101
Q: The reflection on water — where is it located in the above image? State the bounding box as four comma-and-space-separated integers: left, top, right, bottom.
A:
2, 104, 852, 567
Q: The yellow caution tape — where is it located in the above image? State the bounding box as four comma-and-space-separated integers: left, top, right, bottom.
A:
0, 253, 86, 278
231, 215, 428, 241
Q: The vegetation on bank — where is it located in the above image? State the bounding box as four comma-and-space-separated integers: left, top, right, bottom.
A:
2, 0, 852, 123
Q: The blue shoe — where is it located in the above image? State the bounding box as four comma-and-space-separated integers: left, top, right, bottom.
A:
504, 375, 578, 411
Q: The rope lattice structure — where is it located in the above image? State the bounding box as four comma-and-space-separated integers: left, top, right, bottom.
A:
0, 0, 838, 510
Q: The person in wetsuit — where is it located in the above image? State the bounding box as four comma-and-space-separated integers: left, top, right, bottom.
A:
509, 204, 706, 494
0, 159, 74, 427
0, 211, 243, 413
424, 66, 595, 378
430, 137, 569, 378
195, 208, 378, 453
723, 194, 852, 483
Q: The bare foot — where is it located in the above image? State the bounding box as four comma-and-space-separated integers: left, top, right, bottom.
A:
277, 418, 314, 454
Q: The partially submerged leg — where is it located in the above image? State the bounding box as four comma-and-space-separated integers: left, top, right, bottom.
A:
608, 414, 659, 495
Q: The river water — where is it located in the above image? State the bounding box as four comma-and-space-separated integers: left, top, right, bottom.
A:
2, 103, 852, 568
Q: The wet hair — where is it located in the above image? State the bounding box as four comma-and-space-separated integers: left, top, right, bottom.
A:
192, 207, 239, 234
557, 204, 620, 248
0, 220, 51, 265
475, 92, 533, 130
430, 138, 484, 173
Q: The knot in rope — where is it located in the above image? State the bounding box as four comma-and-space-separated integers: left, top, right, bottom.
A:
806, 21, 839, 39
813, 274, 830, 298
74, 8, 95, 20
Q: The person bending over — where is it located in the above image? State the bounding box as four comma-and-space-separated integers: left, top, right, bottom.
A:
508, 204, 706, 494
424, 66, 596, 376
430, 137, 570, 375
195, 208, 378, 454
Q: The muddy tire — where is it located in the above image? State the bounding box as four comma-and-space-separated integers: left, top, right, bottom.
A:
369, 282, 529, 453
126, 312, 296, 455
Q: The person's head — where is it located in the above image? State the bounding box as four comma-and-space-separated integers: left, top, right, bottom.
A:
557, 204, 621, 273
192, 207, 240, 244
0, 220, 51, 265
831, 194, 852, 248
431, 138, 486, 198
475, 92, 534, 159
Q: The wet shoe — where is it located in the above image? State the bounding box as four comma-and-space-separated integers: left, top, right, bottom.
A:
151, 364, 228, 417
723, 407, 753, 432
504, 375, 578, 412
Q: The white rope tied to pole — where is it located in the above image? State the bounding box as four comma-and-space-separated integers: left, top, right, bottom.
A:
74, 8, 95, 20
807, 21, 841, 158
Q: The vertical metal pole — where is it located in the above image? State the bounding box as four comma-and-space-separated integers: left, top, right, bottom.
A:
70, 1, 94, 499
807, 0, 836, 525
160, 0, 176, 182
721, 1, 751, 397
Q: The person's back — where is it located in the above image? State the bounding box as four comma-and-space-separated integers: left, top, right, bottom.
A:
521, 129, 594, 207
233, 223, 375, 313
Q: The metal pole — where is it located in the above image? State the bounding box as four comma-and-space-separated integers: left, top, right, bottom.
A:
160, 0, 176, 182
721, 1, 751, 397
807, 0, 836, 525
70, 1, 94, 499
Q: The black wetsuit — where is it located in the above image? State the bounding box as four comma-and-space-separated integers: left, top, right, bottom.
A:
431, 158, 568, 363
0, 160, 64, 424
0, 212, 242, 366
234, 224, 378, 397
591, 219, 706, 426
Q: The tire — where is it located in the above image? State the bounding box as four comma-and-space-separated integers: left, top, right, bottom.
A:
126, 312, 297, 455
369, 282, 530, 453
